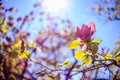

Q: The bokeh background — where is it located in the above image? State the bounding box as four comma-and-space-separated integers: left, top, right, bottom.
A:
1, 0, 120, 80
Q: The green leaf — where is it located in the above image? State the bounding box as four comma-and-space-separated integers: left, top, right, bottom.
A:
83, 59, 92, 65
69, 40, 81, 49
75, 50, 86, 60
18, 51, 30, 59
63, 59, 72, 67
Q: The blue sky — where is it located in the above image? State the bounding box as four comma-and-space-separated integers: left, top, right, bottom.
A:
64, 0, 120, 52
3, 0, 120, 51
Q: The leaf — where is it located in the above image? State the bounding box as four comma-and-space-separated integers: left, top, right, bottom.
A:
57, 64, 63, 68
97, 64, 101, 67
0, 20, 3, 24
89, 40, 101, 54
91, 40, 102, 44
90, 43, 98, 54
83, 59, 92, 65
75, 50, 86, 60
114, 50, 120, 57
11, 59, 17, 66
9, 74, 16, 80
114, 51, 120, 61
1, 21, 8, 34
102, 54, 112, 60
9, 51, 20, 58
0, 20, 7, 27
69, 40, 81, 49
27, 41, 36, 47
18, 51, 30, 59
75, 65, 81, 68
12, 40, 22, 48
63, 59, 72, 67
2, 28, 8, 34
115, 56, 120, 61
2, 21, 7, 27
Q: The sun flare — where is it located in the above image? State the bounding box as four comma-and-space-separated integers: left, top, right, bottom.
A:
43, 0, 69, 14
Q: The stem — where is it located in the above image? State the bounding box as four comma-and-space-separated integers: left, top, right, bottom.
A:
113, 68, 120, 79
30, 58, 54, 71
80, 73, 85, 80
94, 68, 99, 79
65, 60, 77, 80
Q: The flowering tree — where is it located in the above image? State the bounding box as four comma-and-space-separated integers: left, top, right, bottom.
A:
91, 0, 120, 21
68, 22, 120, 80
0, 1, 120, 80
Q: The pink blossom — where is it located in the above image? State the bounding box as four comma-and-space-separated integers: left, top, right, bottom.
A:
76, 22, 96, 42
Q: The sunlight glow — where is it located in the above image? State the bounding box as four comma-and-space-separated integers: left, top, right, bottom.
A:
43, 0, 69, 14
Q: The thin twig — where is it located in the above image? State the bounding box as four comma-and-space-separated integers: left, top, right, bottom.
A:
65, 60, 77, 80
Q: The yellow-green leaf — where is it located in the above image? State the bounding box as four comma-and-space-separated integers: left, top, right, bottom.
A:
9, 51, 20, 58
75, 65, 81, 68
69, 40, 81, 49
0, 20, 3, 24
27, 41, 36, 47
83, 59, 92, 65
18, 51, 30, 59
57, 64, 63, 67
90, 43, 98, 54
12, 40, 22, 49
102, 54, 112, 60
114, 51, 120, 61
11, 59, 17, 66
114, 51, 120, 57
90, 40, 101, 54
91, 40, 102, 44
9, 74, 16, 80
75, 50, 86, 60
115, 56, 120, 61
97, 64, 101, 67
2, 28, 8, 34
63, 59, 72, 67
2, 21, 7, 27
1, 21, 8, 34
0, 20, 7, 27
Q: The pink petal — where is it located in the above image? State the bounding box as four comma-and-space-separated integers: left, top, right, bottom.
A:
77, 25, 91, 41
81, 24, 91, 34
81, 24, 91, 37
87, 22, 96, 35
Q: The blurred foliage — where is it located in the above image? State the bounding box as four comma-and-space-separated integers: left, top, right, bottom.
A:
0, 0, 120, 80
92, 0, 120, 21
0, 0, 76, 79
